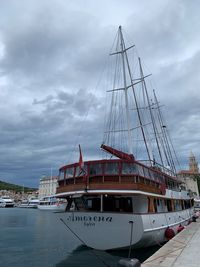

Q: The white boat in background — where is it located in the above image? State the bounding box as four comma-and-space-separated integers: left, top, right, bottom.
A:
0, 199, 6, 207
0, 196, 15, 207
19, 197, 39, 208
38, 196, 67, 211
56, 26, 194, 251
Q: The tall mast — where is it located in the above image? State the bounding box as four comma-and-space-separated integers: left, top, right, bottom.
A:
138, 57, 164, 166
119, 26, 132, 154
120, 30, 152, 163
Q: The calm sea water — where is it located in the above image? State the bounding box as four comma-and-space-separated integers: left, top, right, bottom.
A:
0, 208, 159, 267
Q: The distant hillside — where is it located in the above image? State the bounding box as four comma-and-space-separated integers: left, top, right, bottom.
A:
0, 180, 37, 192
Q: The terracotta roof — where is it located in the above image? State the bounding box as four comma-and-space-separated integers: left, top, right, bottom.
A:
178, 170, 199, 175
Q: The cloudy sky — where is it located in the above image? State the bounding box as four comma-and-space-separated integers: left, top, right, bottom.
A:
0, 0, 200, 187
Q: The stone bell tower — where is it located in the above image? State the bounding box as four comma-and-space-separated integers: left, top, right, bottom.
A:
189, 152, 199, 173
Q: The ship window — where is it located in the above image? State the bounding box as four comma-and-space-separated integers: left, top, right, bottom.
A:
132, 195, 148, 213
148, 170, 155, 180
157, 199, 167, 212
166, 199, 172, 212
174, 200, 182, 211
143, 167, 151, 179
73, 197, 86, 211
122, 163, 137, 174
154, 199, 157, 213
59, 170, 65, 180
137, 165, 144, 177
104, 162, 119, 175
83, 195, 101, 211
103, 195, 133, 212
66, 167, 74, 178
75, 165, 87, 177
89, 163, 102, 175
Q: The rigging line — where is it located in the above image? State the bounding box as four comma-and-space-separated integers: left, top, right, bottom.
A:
156, 114, 172, 168
139, 57, 164, 167
166, 128, 181, 170
59, 218, 111, 267
122, 33, 152, 163
154, 90, 177, 174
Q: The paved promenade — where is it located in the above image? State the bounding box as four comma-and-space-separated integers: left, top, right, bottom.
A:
142, 218, 200, 267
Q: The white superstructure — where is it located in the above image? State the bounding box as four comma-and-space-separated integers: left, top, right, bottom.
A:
38, 196, 67, 211
19, 197, 39, 208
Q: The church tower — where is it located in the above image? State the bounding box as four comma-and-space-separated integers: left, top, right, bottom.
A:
189, 152, 199, 173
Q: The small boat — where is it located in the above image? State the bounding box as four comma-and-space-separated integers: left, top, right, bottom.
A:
55, 26, 194, 250
19, 197, 39, 208
0, 196, 15, 207
38, 196, 67, 211
0, 199, 6, 208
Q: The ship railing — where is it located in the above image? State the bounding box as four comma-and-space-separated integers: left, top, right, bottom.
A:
139, 160, 176, 177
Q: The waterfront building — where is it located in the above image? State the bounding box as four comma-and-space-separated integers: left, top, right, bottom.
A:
178, 152, 199, 197
38, 176, 58, 199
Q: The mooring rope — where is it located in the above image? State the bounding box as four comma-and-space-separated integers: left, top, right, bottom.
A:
60, 218, 111, 267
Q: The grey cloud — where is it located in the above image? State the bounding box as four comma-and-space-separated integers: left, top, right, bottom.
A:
0, 0, 199, 187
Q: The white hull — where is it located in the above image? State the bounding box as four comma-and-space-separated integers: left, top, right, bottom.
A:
0, 197, 15, 208
38, 203, 67, 211
58, 208, 193, 250
19, 204, 38, 208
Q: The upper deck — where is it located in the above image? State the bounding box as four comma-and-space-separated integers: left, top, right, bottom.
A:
57, 158, 182, 196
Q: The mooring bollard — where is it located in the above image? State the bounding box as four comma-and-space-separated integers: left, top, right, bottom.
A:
118, 258, 141, 267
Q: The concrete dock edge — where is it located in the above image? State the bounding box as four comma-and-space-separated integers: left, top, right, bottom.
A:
141, 219, 200, 267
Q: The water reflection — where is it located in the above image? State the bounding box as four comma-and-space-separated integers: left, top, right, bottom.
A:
56, 244, 161, 267
0, 209, 161, 267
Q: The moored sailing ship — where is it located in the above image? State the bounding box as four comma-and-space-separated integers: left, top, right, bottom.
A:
56, 26, 194, 250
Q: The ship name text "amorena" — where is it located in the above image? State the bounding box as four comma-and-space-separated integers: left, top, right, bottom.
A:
67, 215, 113, 224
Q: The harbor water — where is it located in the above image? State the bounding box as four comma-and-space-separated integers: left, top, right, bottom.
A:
0, 208, 159, 266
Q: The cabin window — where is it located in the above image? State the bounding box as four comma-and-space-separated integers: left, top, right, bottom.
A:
132, 195, 148, 213
181, 200, 185, 210
104, 162, 119, 175
137, 165, 144, 177
143, 167, 151, 179
166, 199, 172, 212
89, 163, 102, 175
75, 165, 87, 177
73, 197, 86, 211
58, 170, 66, 180
157, 199, 168, 212
153, 199, 157, 213
174, 200, 182, 211
103, 195, 133, 212
83, 195, 101, 211
149, 170, 155, 180
122, 163, 137, 174
66, 167, 74, 178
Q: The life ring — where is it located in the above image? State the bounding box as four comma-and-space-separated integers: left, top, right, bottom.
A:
165, 227, 175, 240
